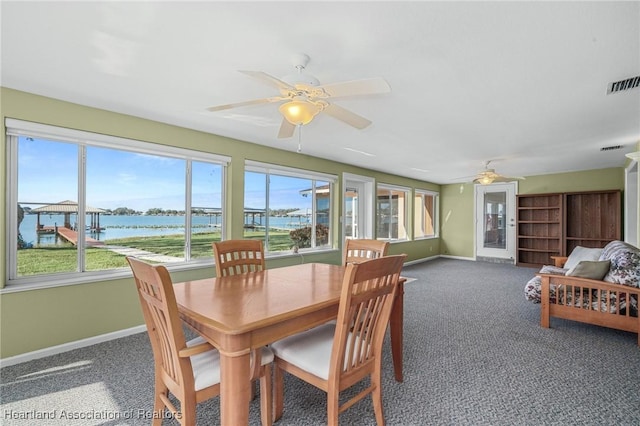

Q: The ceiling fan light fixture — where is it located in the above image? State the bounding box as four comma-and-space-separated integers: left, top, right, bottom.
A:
477, 175, 495, 185
279, 99, 321, 125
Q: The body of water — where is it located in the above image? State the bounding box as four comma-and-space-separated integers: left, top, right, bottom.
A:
18, 214, 311, 246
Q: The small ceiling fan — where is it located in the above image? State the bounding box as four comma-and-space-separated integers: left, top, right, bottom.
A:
206, 53, 391, 138
469, 161, 525, 185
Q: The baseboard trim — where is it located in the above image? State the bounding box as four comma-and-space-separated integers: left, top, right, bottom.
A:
476, 256, 515, 265
404, 254, 441, 266
0, 325, 146, 367
440, 254, 476, 261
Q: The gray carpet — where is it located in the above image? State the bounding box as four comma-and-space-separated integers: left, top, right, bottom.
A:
1, 258, 639, 425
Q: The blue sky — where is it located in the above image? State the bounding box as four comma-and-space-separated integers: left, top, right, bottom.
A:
18, 137, 313, 212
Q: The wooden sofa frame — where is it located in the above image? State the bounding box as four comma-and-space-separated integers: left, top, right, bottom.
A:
537, 256, 640, 346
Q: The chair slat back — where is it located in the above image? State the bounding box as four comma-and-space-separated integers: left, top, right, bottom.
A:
331, 254, 406, 379
126, 257, 193, 393
343, 239, 389, 265
213, 240, 265, 277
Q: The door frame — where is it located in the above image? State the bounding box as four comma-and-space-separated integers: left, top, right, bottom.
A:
342, 173, 375, 241
625, 158, 638, 246
474, 182, 518, 262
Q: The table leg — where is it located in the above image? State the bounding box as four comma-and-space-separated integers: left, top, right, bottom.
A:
390, 280, 404, 382
220, 350, 252, 425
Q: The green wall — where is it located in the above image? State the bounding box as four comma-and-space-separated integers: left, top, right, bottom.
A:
440, 183, 475, 257
440, 168, 625, 259
518, 168, 624, 194
0, 88, 439, 358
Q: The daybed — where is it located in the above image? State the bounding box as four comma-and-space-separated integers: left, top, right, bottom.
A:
524, 240, 640, 345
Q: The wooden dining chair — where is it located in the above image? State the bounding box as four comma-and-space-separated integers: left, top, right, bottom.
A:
343, 238, 389, 265
126, 256, 273, 426
271, 254, 407, 426
212, 239, 265, 277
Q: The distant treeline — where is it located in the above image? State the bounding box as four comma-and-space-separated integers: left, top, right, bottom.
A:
23, 206, 301, 216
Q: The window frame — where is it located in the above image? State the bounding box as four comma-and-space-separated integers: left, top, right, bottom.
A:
414, 188, 439, 239
244, 160, 337, 254
5, 118, 229, 290
376, 183, 411, 242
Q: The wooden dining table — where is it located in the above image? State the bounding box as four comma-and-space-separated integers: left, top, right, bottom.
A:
173, 262, 405, 426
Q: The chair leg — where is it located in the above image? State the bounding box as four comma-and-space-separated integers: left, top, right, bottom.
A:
259, 365, 273, 426
153, 383, 168, 426
180, 404, 196, 426
180, 395, 197, 426
327, 389, 340, 426
371, 370, 385, 426
273, 365, 285, 422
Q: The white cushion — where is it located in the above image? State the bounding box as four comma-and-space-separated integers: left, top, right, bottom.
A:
564, 246, 603, 271
188, 337, 222, 390
186, 337, 273, 391
271, 323, 336, 380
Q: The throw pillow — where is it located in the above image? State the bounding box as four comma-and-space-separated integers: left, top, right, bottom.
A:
566, 260, 610, 280
603, 250, 640, 288
563, 246, 603, 271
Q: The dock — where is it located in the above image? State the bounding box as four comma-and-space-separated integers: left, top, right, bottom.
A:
41, 226, 104, 246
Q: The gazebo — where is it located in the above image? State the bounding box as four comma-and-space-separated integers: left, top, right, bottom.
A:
31, 200, 106, 233
286, 208, 312, 226
243, 208, 266, 229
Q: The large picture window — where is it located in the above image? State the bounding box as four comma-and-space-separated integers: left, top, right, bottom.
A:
376, 184, 409, 241
6, 119, 227, 286
415, 189, 439, 239
244, 161, 335, 253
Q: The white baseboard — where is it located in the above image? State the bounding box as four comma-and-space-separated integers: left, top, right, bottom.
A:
404, 254, 441, 266
0, 325, 146, 368
439, 254, 476, 261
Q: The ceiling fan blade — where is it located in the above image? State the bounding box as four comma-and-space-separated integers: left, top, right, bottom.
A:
239, 70, 295, 91
317, 77, 391, 99
323, 103, 372, 129
493, 176, 526, 182
207, 97, 284, 112
277, 118, 296, 139
451, 175, 478, 181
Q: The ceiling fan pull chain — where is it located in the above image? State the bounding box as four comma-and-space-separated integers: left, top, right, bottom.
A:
297, 124, 302, 153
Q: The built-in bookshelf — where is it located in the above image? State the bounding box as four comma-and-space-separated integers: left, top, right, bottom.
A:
516, 193, 563, 267
516, 190, 621, 267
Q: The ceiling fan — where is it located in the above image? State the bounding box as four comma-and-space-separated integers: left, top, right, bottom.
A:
207, 53, 391, 138
469, 161, 525, 185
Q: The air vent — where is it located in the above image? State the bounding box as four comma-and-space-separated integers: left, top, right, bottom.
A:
600, 145, 623, 151
607, 75, 640, 94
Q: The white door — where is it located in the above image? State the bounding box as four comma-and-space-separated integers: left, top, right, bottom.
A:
475, 182, 517, 260
343, 173, 375, 240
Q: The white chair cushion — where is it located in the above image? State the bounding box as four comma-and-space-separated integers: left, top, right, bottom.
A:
271, 323, 336, 380
186, 337, 273, 391
188, 337, 222, 390
564, 246, 603, 271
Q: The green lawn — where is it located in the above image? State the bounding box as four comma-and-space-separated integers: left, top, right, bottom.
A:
17, 230, 296, 275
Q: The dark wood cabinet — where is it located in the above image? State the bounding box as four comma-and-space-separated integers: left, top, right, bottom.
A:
516, 190, 621, 267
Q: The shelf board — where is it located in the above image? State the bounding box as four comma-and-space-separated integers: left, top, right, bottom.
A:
566, 237, 615, 241
518, 235, 560, 239
518, 221, 561, 224
517, 206, 561, 210
517, 248, 561, 253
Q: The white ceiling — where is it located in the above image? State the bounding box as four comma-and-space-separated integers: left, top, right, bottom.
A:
2, 1, 639, 184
